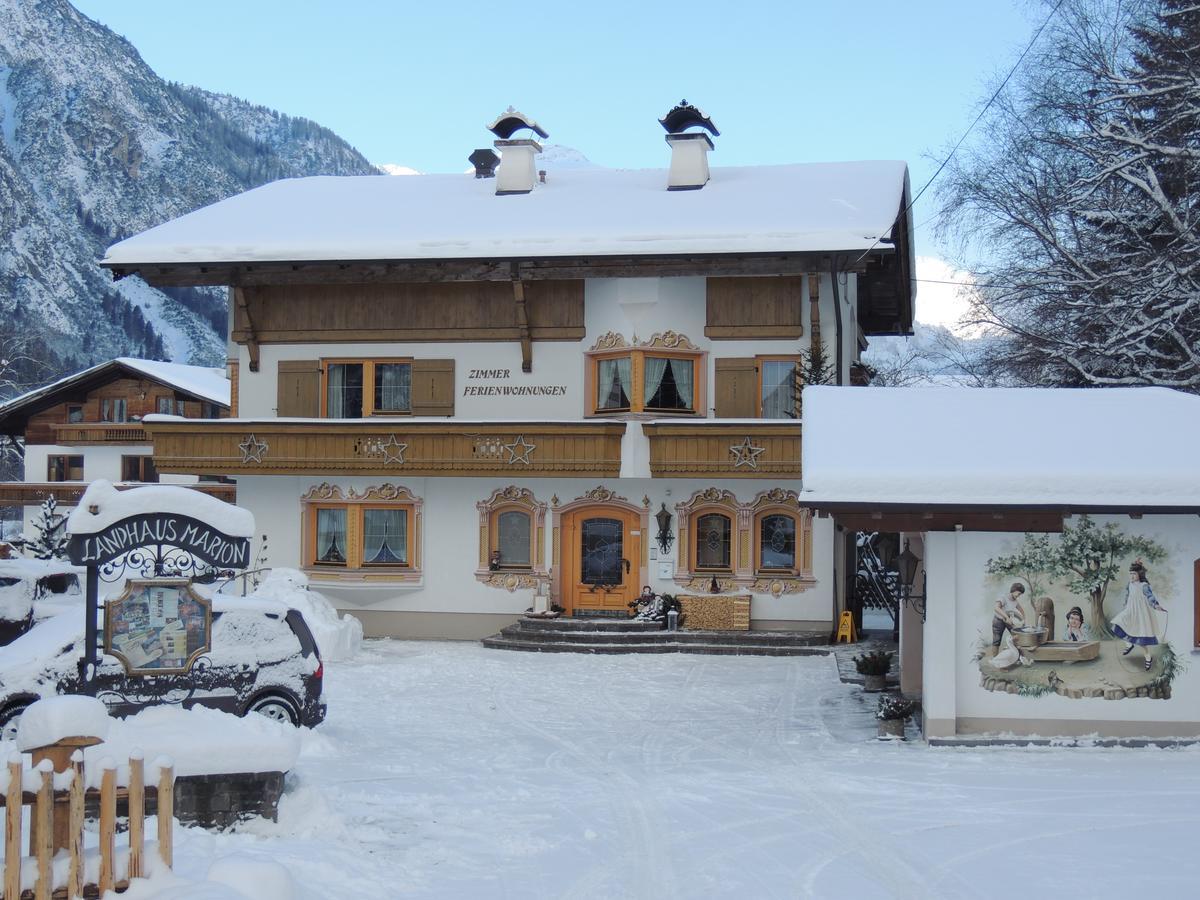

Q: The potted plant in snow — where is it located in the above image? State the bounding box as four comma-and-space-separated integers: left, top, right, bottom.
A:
853, 650, 892, 692
876, 694, 917, 739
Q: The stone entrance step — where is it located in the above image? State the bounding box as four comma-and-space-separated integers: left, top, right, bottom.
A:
482, 616, 830, 657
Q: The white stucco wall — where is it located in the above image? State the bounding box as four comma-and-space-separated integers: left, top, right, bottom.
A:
921, 516, 1200, 738
235, 474, 829, 629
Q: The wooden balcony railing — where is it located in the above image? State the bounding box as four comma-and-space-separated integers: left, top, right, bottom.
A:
0, 482, 237, 506
52, 423, 149, 444
641, 421, 801, 478
146, 420, 626, 478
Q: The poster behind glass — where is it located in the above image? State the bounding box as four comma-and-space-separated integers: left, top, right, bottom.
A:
105, 579, 211, 674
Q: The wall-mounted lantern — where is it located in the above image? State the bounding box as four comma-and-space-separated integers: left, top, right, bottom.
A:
655, 503, 674, 555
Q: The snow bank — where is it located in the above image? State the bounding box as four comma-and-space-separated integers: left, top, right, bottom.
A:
81, 706, 299, 778
205, 856, 296, 900
234, 569, 361, 661
67, 480, 254, 539
15, 695, 111, 750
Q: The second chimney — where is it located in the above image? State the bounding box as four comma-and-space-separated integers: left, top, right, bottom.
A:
659, 100, 719, 191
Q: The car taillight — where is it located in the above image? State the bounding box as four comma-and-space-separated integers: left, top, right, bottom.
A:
314, 661, 323, 680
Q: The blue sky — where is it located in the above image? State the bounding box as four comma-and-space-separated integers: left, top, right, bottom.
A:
70, 0, 1040, 320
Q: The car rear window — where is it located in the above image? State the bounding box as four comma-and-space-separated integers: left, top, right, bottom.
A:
210, 611, 302, 666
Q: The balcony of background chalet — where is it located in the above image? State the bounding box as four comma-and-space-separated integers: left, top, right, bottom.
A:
0, 481, 237, 506
145, 420, 627, 478
641, 420, 800, 478
50, 422, 149, 444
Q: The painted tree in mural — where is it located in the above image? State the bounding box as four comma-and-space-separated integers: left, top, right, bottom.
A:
16, 496, 70, 561
989, 516, 1166, 635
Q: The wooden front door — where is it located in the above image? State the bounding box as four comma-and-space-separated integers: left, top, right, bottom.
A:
562, 506, 642, 615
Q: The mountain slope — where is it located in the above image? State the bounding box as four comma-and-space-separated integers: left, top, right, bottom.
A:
0, 0, 379, 380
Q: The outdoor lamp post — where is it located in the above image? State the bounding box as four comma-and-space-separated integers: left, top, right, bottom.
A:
655, 503, 674, 555
896, 539, 927, 622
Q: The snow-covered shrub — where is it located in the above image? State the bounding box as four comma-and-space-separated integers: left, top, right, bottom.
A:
243, 569, 362, 661
876, 694, 917, 721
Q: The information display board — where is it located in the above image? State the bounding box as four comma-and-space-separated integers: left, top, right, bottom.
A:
104, 579, 211, 674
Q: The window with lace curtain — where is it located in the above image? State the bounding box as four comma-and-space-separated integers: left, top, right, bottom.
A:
308, 503, 413, 569
321, 359, 412, 417
589, 350, 701, 415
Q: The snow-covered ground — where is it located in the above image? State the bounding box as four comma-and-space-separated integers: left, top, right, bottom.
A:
147, 640, 1200, 898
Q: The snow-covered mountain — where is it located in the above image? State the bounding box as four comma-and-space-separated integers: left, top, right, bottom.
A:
0, 0, 378, 381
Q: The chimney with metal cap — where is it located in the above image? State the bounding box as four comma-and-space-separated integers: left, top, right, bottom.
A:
487, 107, 549, 195
659, 100, 719, 191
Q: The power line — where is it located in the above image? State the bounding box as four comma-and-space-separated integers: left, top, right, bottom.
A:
854, 0, 1068, 265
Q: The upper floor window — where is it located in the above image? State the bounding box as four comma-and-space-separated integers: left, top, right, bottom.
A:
157, 397, 180, 415
322, 360, 412, 417
759, 357, 799, 419
47, 455, 84, 482
121, 455, 159, 483
66, 404, 84, 424
101, 398, 127, 423
200, 401, 222, 418
587, 332, 706, 417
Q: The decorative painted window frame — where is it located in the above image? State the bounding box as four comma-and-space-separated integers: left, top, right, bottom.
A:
674, 487, 815, 597
300, 482, 423, 584
475, 486, 549, 592
583, 331, 709, 418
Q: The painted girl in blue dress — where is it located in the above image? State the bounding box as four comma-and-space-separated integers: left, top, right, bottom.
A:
1110, 560, 1167, 671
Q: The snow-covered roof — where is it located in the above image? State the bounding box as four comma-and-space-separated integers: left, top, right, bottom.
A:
102, 161, 909, 265
0, 357, 229, 424
800, 385, 1200, 508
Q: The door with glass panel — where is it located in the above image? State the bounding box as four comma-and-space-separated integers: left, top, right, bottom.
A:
561, 506, 641, 614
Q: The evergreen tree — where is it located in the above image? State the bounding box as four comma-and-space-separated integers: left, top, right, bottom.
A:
16, 496, 70, 561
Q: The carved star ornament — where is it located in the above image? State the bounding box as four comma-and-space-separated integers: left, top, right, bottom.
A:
376, 434, 407, 465
504, 435, 536, 466
729, 436, 765, 469
239, 434, 269, 464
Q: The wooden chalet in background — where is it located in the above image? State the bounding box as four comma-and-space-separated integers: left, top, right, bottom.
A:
0, 358, 232, 531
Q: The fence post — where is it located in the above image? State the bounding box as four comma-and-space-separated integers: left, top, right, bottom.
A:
98, 760, 116, 895
156, 759, 174, 870
128, 751, 145, 880
34, 761, 53, 900
68, 752, 85, 900
4, 756, 21, 900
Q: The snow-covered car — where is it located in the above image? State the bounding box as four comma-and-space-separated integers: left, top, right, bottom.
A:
0, 596, 325, 741
0, 557, 82, 646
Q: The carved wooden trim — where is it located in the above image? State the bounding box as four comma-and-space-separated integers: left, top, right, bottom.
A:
589, 331, 629, 351
640, 330, 700, 350
301, 483, 346, 501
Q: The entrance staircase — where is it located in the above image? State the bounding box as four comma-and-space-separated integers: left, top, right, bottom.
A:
482, 617, 830, 656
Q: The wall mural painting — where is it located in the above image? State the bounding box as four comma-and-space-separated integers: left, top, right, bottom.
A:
975, 517, 1181, 700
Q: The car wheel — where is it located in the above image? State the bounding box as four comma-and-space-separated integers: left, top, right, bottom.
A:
0, 701, 31, 743
247, 694, 299, 726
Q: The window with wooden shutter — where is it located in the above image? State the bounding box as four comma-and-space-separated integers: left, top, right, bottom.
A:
705, 277, 805, 339
410, 359, 455, 416
277, 360, 321, 417
714, 358, 758, 418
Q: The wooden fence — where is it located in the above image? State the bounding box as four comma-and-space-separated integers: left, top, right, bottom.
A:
2, 751, 174, 899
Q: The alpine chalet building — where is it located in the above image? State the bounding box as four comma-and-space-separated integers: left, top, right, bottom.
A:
100, 106, 915, 639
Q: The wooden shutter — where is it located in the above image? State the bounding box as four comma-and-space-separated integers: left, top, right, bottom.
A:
277, 360, 321, 417
714, 358, 758, 418
411, 359, 455, 416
